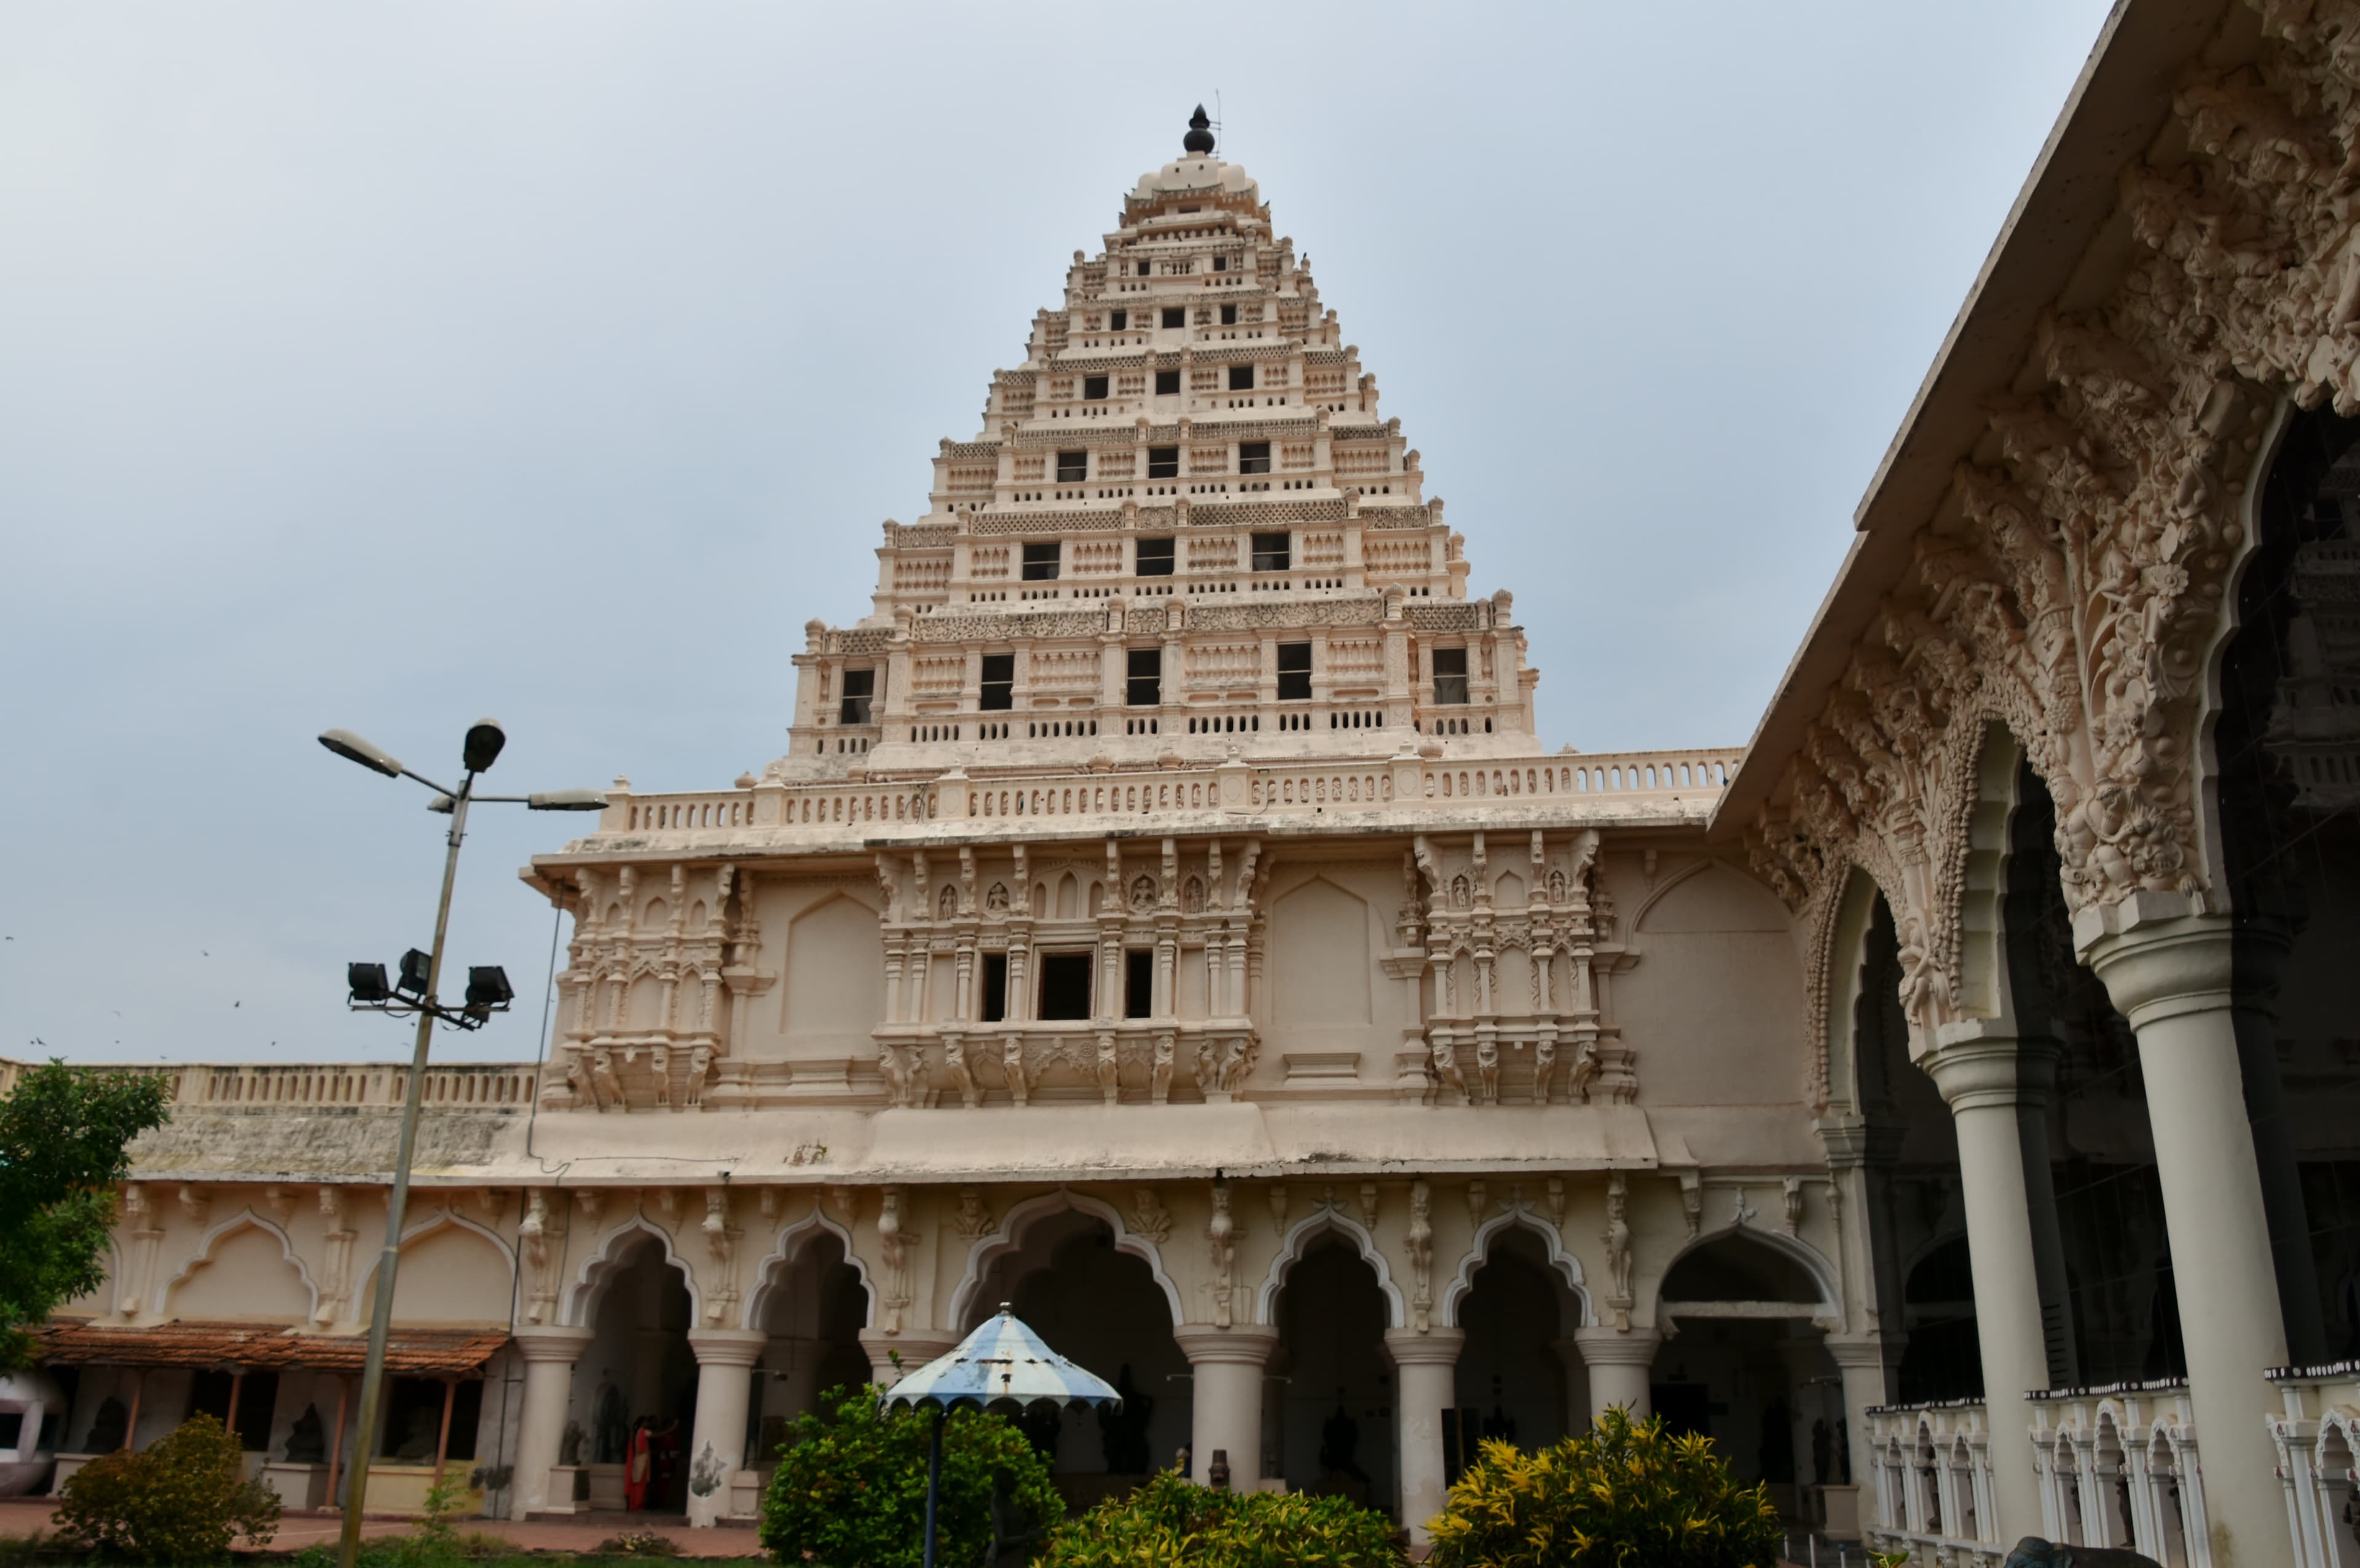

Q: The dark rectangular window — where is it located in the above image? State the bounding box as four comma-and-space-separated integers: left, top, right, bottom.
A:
1127, 647, 1162, 707
1038, 952, 1093, 1020
1228, 364, 1254, 391
378, 1377, 478, 1461
1252, 531, 1290, 571
1136, 536, 1175, 576
1022, 541, 1061, 581
1162, 307, 1186, 329
980, 653, 1015, 711
1433, 647, 1469, 705
1277, 641, 1312, 702
1221, 304, 1238, 325
188, 1369, 280, 1453
1147, 445, 1179, 479
1056, 449, 1087, 483
980, 953, 1009, 1021
1109, 309, 1127, 330
838, 668, 875, 724
1125, 949, 1154, 1018
1239, 441, 1271, 475
1213, 255, 1229, 273
1082, 374, 1109, 402
1137, 261, 1151, 277
1155, 369, 1181, 396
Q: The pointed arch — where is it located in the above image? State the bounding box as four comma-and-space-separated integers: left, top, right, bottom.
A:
1437, 1202, 1594, 1328
1253, 1204, 1406, 1328
560, 1213, 701, 1327
742, 1202, 875, 1332
1650, 1221, 1841, 1323
349, 1206, 518, 1312
163, 1209, 320, 1322
946, 1189, 1181, 1328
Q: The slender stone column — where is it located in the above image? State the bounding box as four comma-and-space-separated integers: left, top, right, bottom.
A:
1384, 1328, 1464, 1545
859, 1330, 960, 1392
1821, 1334, 1898, 1534
2085, 914, 2293, 1567
1922, 1026, 2048, 1543
683, 1328, 766, 1527
1546, 1337, 1590, 1438
511, 1327, 593, 1521
1171, 1325, 1278, 1489
1570, 1327, 1661, 1421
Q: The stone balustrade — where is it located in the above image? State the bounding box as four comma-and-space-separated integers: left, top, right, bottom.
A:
588, 747, 1738, 848
2268, 1360, 2360, 1568
1862, 1400, 2003, 1566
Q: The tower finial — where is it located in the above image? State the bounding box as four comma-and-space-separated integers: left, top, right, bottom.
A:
1183, 104, 1215, 156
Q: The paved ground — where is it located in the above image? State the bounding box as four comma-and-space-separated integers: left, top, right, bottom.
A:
0, 1498, 765, 1558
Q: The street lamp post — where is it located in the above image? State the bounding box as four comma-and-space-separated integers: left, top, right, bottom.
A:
318, 719, 603, 1568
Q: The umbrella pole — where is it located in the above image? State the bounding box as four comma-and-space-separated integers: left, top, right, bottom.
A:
922, 1405, 944, 1568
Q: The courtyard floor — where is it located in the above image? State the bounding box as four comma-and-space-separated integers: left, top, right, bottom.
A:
0, 1498, 763, 1558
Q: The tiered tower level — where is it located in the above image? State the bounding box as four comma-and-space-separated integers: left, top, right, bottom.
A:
785, 116, 1522, 777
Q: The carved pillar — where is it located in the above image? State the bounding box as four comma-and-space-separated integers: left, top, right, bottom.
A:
1385, 1327, 1463, 1544
511, 1327, 594, 1521
683, 1328, 765, 1527
1570, 1327, 1660, 1421
1171, 1325, 1278, 1490
2085, 914, 2293, 1566
1921, 1027, 2048, 1542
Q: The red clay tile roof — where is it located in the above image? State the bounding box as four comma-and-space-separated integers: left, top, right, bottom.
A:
35, 1322, 508, 1376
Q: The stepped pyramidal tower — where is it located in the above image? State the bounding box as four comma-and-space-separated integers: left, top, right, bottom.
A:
782, 103, 1527, 778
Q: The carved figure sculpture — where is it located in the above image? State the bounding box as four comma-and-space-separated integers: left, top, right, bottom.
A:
1207, 1183, 1236, 1328
1603, 1173, 1634, 1330
1407, 1180, 1433, 1332
283, 1403, 326, 1464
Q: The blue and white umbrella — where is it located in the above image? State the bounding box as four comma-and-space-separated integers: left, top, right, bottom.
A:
883, 1306, 1122, 1412
883, 1307, 1120, 1568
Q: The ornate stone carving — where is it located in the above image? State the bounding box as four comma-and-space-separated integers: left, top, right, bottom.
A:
1602, 1173, 1634, 1333
1131, 1186, 1173, 1243
1407, 1179, 1433, 1333
1207, 1183, 1237, 1329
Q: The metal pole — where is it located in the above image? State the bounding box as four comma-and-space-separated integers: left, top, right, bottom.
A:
921, 1405, 943, 1568
338, 772, 474, 1568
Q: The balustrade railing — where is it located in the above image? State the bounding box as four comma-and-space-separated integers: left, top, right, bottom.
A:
2269, 1360, 2360, 1568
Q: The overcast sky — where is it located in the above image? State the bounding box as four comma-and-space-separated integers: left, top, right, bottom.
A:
0, 2, 2117, 1067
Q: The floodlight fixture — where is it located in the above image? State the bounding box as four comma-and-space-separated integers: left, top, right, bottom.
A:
462, 718, 506, 774
347, 963, 391, 1003
463, 966, 514, 1013
427, 794, 455, 815
396, 948, 431, 998
319, 729, 404, 778
527, 790, 608, 812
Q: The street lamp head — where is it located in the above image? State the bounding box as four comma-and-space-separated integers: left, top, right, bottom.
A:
464, 966, 514, 1011
347, 963, 391, 1003
527, 790, 610, 812
462, 719, 506, 774
320, 729, 404, 778
396, 948, 432, 998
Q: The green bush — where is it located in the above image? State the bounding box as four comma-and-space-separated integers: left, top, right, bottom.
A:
1036, 1471, 1402, 1568
54, 1412, 282, 1564
757, 1384, 1061, 1568
1425, 1408, 1780, 1568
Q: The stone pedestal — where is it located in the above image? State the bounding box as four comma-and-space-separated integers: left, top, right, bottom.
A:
2087, 914, 2295, 1567
1171, 1325, 1278, 1489
1383, 1327, 1463, 1546
511, 1327, 594, 1521
1570, 1327, 1661, 1421
684, 1329, 766, 1528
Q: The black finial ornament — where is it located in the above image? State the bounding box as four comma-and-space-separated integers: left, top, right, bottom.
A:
1183, 105, 1215, 155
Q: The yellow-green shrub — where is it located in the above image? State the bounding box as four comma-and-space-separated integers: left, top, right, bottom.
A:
1036, 1471, 1401, 1568
1425, 1407, 1780, 1568
55, 1413, 282, 1564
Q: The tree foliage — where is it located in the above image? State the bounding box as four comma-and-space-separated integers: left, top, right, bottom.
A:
1036, 1471, 1403, 1568
0, 1060, 169, 1370
55, 1413, 282, 1563
1424, 1408, 1782, 1568
758, 1386, 1061, 1568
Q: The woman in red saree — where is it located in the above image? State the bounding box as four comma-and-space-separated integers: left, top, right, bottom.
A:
623, 1419, 653, 1511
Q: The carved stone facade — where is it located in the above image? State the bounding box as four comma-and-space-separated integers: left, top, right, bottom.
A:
18, 25, 2360, 1562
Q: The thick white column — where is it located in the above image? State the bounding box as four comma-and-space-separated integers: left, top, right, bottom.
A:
1571, 1327, 1660, 1421
1171, 1325, 1277, 1488
1547, 1337, 1591, 1438
1922, 1027, 2048, 1543
2087, 915, 2294, 1567
683, 1328, 766, 1527
859, 1330, 959, 1393
1384, 1328, 1463, 1545
511, 1327, 593, 1521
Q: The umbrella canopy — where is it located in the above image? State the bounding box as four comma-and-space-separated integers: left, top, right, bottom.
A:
881, 1307, 1121, 1411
